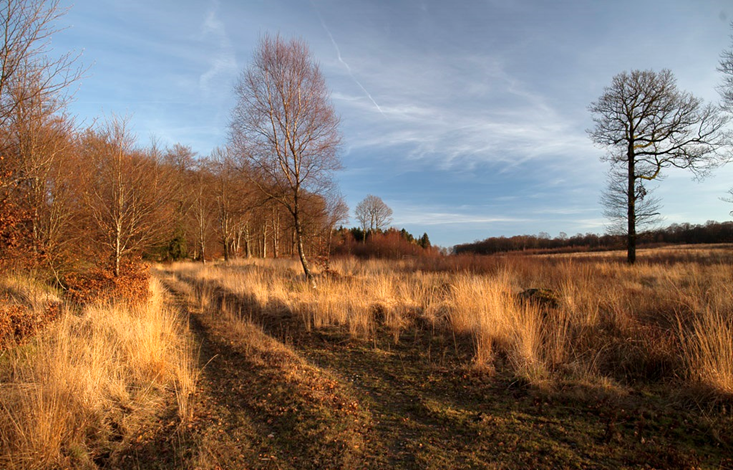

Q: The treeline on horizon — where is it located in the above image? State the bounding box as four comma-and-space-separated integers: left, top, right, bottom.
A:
453, 220, 733, 256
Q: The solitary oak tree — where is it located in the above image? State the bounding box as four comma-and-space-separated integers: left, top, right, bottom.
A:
589, 69, 729, 263
230, 34, 341, 279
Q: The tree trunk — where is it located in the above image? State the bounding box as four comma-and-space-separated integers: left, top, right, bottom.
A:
292, 226, 297, 257
262, 219, 268, 258
627, 146, 636, 264
273, 207, 279, 258
293, 208, 312, 280
244, 222, 251, 258
114, 240, 121, 277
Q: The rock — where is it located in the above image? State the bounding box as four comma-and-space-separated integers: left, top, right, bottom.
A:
517, 288, 559, 309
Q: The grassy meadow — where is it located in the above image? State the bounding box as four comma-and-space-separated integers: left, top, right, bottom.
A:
2, 245, 733, 468
154, 245, 732, 468
168, 245, 733, 395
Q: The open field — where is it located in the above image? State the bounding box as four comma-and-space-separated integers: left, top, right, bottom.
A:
2, 245, 733, 468
146, 246, 733, 469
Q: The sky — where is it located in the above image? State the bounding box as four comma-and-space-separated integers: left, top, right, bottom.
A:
52, 0, 733, 247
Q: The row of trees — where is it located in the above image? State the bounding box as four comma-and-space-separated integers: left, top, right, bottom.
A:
453, 220, 733, 256
332, 226, 434, 259
1, 108, 347, 276
0, 3, 429, 280
0, 4, 350, 280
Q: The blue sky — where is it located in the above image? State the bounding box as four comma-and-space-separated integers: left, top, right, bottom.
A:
54, 0, 733, 247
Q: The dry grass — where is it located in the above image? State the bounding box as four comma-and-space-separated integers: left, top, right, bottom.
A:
0, 275, 62, 347
0, 275, 61, 312
0, 276, 198, 469
166, 247, 733, 399
678, 308, 733, 396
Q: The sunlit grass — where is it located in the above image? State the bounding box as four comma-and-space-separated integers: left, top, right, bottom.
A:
165, 247, 733, 396
0, 276, 198, 468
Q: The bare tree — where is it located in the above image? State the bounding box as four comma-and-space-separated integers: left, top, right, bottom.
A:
718, 23, 733, 213
210, 147, 239, 261
0, 0, 83, 128
354, 194, 393, 239
719, 22, 733, 112
322, 192, 348, 266
230, 34, 341, 280
83, 116, 176, 276
722, 188, 733, 217
588, 69, 729, 263
188, 157, 216, 262
0, 0, 82, 268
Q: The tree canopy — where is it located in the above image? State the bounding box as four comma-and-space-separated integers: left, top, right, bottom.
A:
588, 69, 729, 263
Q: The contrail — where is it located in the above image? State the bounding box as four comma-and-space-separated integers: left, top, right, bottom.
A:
312, 5, 384, 116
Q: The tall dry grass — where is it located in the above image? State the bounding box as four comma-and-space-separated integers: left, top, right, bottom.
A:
0, 274, 61, 313
166, 247, 733, 398
678, 307, 733, 396
0, 276, 198, 469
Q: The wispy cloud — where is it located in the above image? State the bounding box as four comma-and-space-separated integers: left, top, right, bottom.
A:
398, 212, 529, 226
325, 43, 594, 175
312, 3, 384, 116
391, 202, 530, 226
198, 0, 238, 97
336, 87, 592, 172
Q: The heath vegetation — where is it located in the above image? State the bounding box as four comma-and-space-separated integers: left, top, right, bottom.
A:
147, 245, 733, 468
164, 246, 733, 397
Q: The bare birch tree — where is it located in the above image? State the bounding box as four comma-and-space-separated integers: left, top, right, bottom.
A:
230, 34, 341, 280
211, 147, 246, 261
189, 157, 216, 262
83, 116, 175, 276
588, 69, 729, 263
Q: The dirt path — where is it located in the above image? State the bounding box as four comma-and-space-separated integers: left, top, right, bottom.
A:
127, 268, 731, 470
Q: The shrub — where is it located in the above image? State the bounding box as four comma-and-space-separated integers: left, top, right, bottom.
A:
64, 260, 150, 306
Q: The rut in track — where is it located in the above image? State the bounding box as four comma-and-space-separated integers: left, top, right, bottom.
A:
154, 270, 490, 469
154, 272, 377, 469
153, 270, 584, 469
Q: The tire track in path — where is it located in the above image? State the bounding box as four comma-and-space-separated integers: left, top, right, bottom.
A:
156, 271, 373, 469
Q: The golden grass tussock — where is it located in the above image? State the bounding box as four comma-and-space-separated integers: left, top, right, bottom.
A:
678, 307, 733, 397
0, 275, 62, 347
0, 276, 198, 469
166, 247, 733, 398
0, 274, 61, 312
